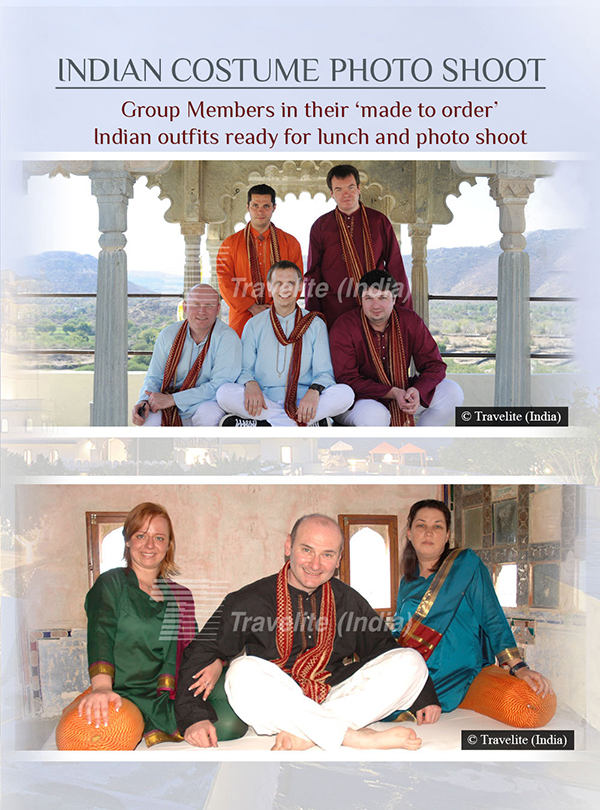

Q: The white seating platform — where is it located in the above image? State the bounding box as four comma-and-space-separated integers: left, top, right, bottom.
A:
37, 704, 589, 760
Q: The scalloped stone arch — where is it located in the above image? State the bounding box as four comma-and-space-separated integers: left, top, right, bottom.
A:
202, 160, 419, 240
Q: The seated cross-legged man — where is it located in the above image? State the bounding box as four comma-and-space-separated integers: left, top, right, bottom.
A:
329, 269, 464, 427
132, 284, 241, 427
174, 513, 440, 751
217, 261, 354, 427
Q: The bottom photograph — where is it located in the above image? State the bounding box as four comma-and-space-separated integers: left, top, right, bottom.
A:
8, 482, 590, 757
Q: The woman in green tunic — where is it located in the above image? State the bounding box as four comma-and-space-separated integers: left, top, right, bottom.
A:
79, 502, 246, 747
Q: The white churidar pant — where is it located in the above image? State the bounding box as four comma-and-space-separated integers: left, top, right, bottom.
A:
335, 378, 464, 427
217, 382, 355, 426
224, 647, 428, 750
142, 399, 225, 427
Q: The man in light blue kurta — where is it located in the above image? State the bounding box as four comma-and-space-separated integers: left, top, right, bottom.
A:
132, 284, 241, 427
217, 262, 353, 427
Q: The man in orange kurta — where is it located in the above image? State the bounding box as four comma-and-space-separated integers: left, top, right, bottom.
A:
216, 184, 303, 336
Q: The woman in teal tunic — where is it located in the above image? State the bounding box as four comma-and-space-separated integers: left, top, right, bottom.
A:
79, 502, 246, 747
393, 499, 552, 723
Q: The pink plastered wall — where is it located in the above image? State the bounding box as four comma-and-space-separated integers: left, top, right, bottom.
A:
15, 482, 441, 631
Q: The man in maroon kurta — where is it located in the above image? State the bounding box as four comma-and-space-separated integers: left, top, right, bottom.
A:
329, 270, 463, 426
305, 164, 412, 329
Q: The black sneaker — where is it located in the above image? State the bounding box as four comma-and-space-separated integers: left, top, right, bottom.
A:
219, 414, 271, 427
316, 417, 333, 427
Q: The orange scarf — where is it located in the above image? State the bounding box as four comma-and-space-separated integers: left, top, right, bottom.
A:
270, 561, 336, 704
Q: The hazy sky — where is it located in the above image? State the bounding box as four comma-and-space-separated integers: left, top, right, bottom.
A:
20, 161, 589, 279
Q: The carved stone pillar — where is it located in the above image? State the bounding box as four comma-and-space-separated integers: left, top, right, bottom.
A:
408, 223, 432, 324
206, 223, 223, 292
489, 176, 535, 407
181, 223, 205, 293
90, 162, 134, 426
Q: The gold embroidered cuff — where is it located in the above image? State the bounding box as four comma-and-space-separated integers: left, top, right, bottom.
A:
496, 647, 521, 666
145, 730, 184, 748
89, 661, 115, 680
391, 711, 416, 723
157, 674, 176, 692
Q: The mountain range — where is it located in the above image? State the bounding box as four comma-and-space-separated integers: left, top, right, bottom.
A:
15, 228, 578, 297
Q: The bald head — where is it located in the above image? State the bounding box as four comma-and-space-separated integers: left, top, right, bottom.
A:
289, 514, 343, 548
186, 283, 220, 304
183, 284, 221, 340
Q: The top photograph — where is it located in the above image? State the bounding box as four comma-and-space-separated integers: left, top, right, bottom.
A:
2, 158, 579, 429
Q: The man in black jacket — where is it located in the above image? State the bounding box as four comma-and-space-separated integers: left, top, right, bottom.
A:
175, 513, 439, 750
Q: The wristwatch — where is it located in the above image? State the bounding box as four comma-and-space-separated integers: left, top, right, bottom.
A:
308, 384, 325, 394
509, 661, 530, 676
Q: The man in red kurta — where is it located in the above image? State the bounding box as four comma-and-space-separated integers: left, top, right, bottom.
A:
329, 269, 463, 426
217, 184, 303, 337
305, 165, 412, 329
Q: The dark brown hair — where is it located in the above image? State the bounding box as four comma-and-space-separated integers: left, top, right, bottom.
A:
123, 502, 179, 579
400, 499, 451, 582
326, 164, 360, 191
247, 184, 276, 205
358, 269, 399, 299
267, 260, 302, 284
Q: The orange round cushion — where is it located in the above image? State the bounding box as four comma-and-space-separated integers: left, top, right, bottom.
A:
459, 665, 557, 728
56, 691, 144, 750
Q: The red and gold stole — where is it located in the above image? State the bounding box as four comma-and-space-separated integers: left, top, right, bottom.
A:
245, 223, 281, 304
271, 561, 336, 704
398, 548, 462, 660
335, 202, 376, 290
360, 307, 414, 427
148, 579, 196, 747
156, 580, 197, 697
270, 305, 326, 425
159, 319, 216, 426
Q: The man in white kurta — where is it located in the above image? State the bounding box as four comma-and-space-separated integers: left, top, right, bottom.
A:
132, 284, 241, 427
217, 262, 354, 426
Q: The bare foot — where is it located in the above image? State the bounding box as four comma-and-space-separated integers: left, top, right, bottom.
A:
343, 726, 422, 750
271, 731, 315, 751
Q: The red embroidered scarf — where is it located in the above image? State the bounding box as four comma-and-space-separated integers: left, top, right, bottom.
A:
156, 579, 197, 696
270, 561, 336, 704
245, 223, 281, 304
160, 320, 216, 426
360, 307, 414, 426
335, 202, 376, 291
399, 549, 468, 660
270, 305, 325, 425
